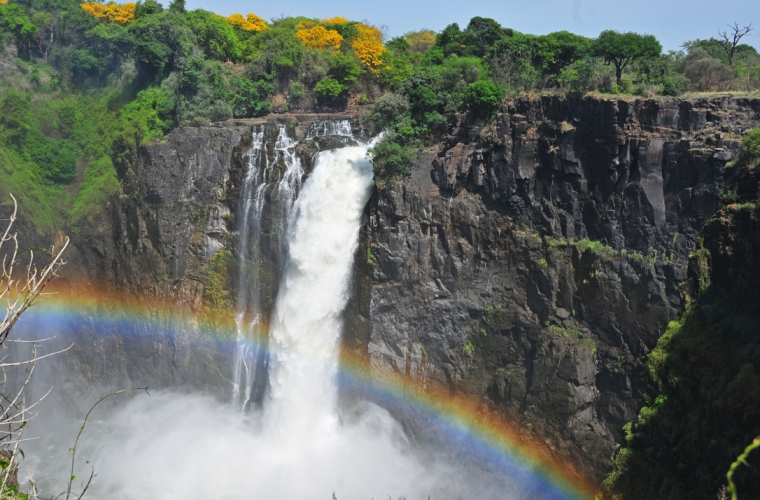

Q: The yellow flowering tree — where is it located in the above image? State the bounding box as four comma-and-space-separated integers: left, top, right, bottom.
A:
295, 22, 343, 51
225, 13, 266, 32
321, 16, 348, 25
351, 23, 385, 74
80, 1, 135, 25
0, 0, 7, 6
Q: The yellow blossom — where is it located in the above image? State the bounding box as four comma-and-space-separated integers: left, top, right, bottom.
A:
225, 13, 267, 32
81, 2, 136, 25
321, 16, 349, 25
296, 24, 343, 51
351, 23, 386, 74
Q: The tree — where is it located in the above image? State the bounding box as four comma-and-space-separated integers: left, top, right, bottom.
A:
533, 30, 591, 77
718, 22, 754, 69
186, 9, 242, 61
0, 194, 70, 496
31, 11, 54, 62
463, 16, 507, 57
464, 80, 505, 117
593, 30, 662, 84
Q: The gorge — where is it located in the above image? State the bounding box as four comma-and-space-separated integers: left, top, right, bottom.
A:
6, 94, 760, 500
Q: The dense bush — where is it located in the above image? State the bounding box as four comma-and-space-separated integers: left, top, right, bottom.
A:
368, 139, 417, 182
463, 80, 505, 117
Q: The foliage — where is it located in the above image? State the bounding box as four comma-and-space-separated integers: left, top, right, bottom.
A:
592, 30, 662, 83
350, 23, 385, 73
463, 79, 505, 117
314, 77, 344, 97
186, 10, 242, 61
295, 22, 342, 51
601, 296, 760, 500
0, 3, 36, 51
225, 13, 266, 33
81, 1, 135, 25
738, 128, 760, 166
369, 138, 417, 182
405, 29, 436, 54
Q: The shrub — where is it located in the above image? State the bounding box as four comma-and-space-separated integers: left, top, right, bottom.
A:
372, 92, 409, 129
314, 77, 344, 97
463, 79, 505, 117
369, 139, 417, 182
27, 133, 79, 182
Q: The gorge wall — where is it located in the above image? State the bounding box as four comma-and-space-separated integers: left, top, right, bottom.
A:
19, 96, 760, 483
347, 95, 760, 481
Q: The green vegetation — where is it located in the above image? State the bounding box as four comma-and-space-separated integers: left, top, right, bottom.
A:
601, 296, 760, 499
1, 0, 757, 210
369, 18, 758, 182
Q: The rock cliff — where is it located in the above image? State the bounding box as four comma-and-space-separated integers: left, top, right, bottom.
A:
353, 96, 760, 481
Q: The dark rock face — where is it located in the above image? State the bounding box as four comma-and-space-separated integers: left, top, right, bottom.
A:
357, 96, 760, 482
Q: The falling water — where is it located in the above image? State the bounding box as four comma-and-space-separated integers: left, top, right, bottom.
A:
265, 141, 374, 438
306, 119, 354, 139
232, 124, 304, 412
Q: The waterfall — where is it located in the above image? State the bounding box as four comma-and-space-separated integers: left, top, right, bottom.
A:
306, 119, 353, 139
265, 142, 374, 437
232, 124, 304, 412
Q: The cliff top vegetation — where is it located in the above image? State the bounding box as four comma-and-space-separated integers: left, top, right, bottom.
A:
0, 0, 757, 222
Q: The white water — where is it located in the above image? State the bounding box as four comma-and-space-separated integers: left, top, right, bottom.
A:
232, 124, 304, 411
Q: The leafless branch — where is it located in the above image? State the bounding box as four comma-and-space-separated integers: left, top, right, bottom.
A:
0, 193, 69, 498
718, 22, 754, 69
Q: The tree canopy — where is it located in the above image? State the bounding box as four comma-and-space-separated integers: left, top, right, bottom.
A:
593, 30, 662, 83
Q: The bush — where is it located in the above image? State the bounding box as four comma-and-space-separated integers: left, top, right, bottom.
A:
683, 48, 733, 91
372, 92, 409, 129
314, 77, 344, 97
738, 128, 760, 166
27, 133, 79, 182
369, 138, 417, 182
463, 79, 505, 117
662, 74, 689, 96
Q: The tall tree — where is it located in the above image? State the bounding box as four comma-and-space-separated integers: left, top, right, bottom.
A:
718, 22, 754, 69
593, 30, 662, 84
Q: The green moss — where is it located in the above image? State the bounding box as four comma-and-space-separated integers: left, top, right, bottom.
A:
205, 249, 233, 311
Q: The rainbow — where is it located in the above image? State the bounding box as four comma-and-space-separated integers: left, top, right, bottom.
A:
16, 284, 598, 500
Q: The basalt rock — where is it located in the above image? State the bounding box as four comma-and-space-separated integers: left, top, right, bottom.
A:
352, 95, 760, 483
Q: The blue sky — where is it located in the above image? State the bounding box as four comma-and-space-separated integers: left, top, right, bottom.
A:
186, 0, 760, 52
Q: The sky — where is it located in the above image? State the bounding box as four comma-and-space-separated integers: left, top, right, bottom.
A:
185, 0, 760, 52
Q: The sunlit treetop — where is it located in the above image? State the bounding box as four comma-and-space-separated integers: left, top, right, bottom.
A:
295, 22, 343, 51
321, 16, 349, 25
80, 2, 136, 25
351, 23, 386, 73
225, 13, 266, 32
405, 29, 436, 54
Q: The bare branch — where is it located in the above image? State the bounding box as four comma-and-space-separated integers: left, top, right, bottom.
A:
718, 22, 754, 69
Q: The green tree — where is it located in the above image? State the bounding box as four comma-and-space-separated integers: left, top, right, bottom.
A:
463, 16, 508, 57
533, 30, 591, 76
464, 79, 505, 117
0, 3, 37, 56
185, 9, 242, 61
593, 30, 662, 84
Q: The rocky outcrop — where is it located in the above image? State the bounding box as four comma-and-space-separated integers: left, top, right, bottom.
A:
356, 96, 760, 482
